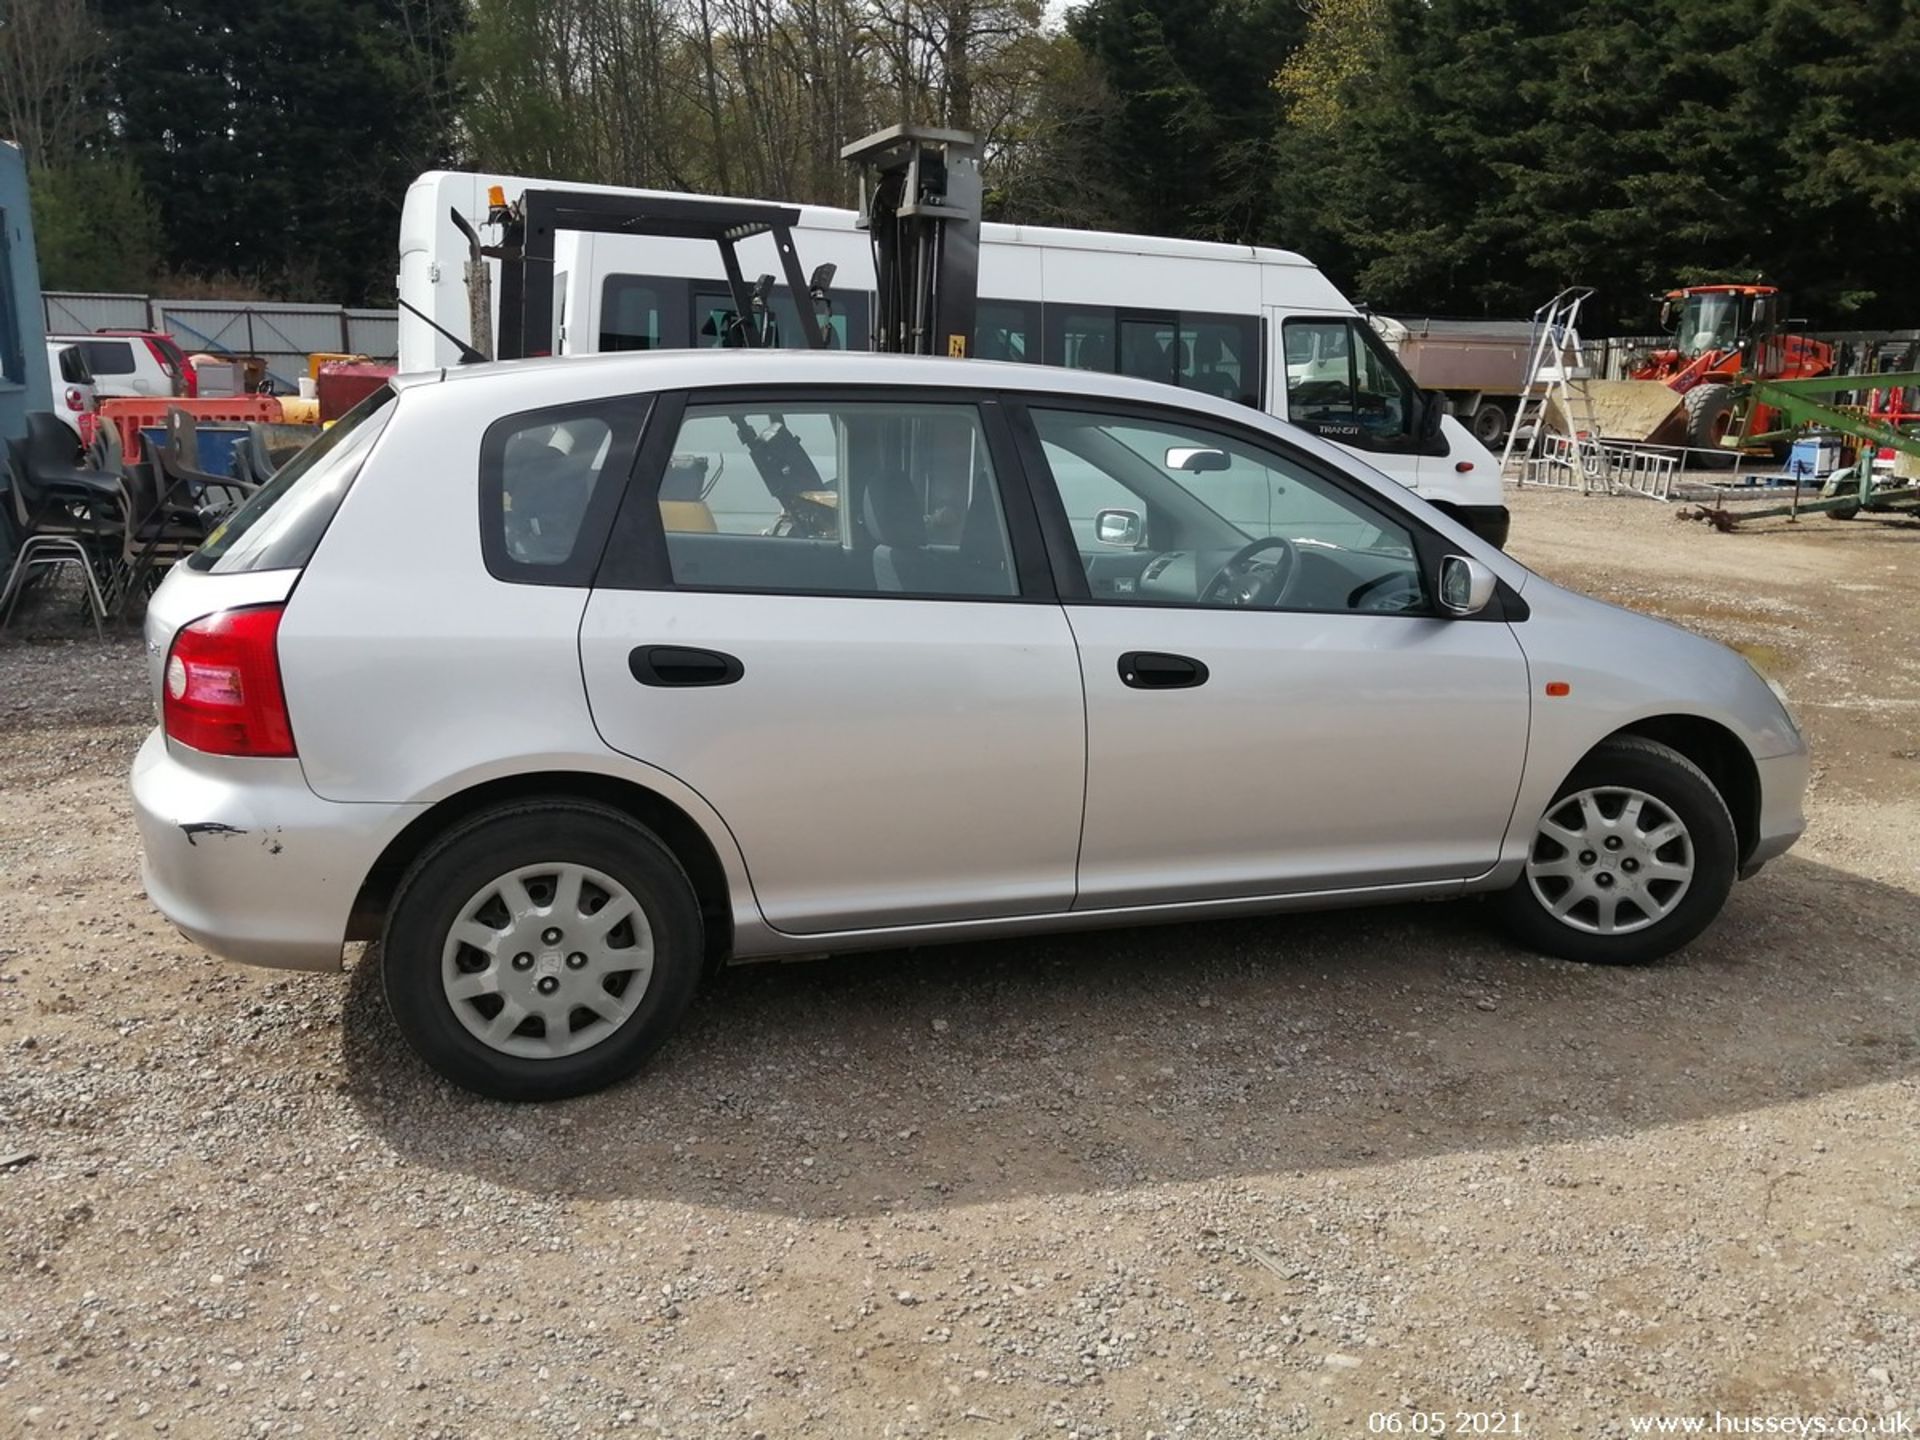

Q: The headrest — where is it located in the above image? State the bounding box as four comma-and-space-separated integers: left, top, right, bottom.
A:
862, 470, 925, 548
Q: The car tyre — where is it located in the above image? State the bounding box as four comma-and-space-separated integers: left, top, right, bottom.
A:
382, 799, 705, 1100
1495, 737, 1737, 965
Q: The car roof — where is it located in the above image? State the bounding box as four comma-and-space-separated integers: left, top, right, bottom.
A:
407, 348, 1258, 416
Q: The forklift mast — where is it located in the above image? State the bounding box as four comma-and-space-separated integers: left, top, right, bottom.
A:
474, 187, 833, 361
840, 125, 981, 357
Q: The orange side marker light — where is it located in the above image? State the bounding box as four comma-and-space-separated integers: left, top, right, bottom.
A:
1544, 681, 1571, 697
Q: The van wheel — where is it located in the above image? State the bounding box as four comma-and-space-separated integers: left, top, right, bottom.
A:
1494, 737, 1736, 965
382, 799, 704, 1100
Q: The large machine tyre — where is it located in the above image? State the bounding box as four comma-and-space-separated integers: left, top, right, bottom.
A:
1684, 384, 1739, 469
1470, 399, 1509, 446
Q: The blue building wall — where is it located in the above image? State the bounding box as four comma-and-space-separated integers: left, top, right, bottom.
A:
0, 140, 52, 574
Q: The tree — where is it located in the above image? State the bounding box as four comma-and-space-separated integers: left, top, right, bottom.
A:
1273, 0, 1383, 135
1261, 0, 1920, 328
93, 0, 461, 302
0, 0, 100, 166
30, 155, 161, 290
1064, 0, 1306, 242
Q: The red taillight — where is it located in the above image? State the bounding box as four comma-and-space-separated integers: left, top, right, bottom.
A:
142, 335, 177, 376
163, 606, 297, 757
143, 336, 196, 396
64, 386, 85, 411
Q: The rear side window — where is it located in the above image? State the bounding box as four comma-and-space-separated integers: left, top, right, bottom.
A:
78, 339, 136, 375
646, 399, 1019, 599
190, 386, 395, 573
480, 396, 650, 585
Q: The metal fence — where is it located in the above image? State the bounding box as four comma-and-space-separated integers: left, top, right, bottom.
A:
42, 292, 399, 389
43, 291, 150, 333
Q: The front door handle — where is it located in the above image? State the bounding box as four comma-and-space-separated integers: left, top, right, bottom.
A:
1117, 651, 1209, 689
629, 645, 744, 687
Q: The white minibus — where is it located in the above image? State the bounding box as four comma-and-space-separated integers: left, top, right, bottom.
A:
399, 172, 1509, 544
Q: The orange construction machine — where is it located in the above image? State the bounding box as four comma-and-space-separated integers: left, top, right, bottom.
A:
1622, 284, 1834, 458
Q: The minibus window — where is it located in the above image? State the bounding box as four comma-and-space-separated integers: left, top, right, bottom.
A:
1049, 310, 1117, 372
1179, 318, 1259, 405
602, 277, 665, 351
694, 289, 864, 351
977, 301, 1037, 362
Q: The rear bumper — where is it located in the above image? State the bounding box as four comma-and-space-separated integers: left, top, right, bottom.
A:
131, 729, 422, 971
1740, 746, 1810, 879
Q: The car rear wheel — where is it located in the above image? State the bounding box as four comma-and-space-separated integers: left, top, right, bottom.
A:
382, 800, 704, 1100
1494, 737, 1736, 965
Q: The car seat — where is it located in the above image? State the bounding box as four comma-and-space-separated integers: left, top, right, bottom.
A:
865, 470, 1010, 597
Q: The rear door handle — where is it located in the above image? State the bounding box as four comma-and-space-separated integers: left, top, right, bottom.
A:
629, 646, 744, 687
1117, 651, 1209, 689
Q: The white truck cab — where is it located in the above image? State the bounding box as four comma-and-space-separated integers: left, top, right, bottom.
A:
398, 172, 1509, 546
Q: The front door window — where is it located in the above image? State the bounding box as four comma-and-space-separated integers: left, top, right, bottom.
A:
1031, 406, 1428, 615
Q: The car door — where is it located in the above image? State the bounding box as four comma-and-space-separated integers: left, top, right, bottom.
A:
1014, 398, 1530, 909
578, 388, 1087, 936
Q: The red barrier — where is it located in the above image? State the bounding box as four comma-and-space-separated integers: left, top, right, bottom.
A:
100, 396, 288, 460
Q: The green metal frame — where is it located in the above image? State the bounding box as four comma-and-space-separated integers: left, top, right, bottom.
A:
1736, 370, 1920, 460
1681, 372, 1920, 527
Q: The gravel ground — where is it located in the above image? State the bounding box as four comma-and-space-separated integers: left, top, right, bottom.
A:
1, 487, 1916, 1439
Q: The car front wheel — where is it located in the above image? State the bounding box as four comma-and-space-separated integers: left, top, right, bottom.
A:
1495, 737, 1737, 965
382, 799, 704, 1100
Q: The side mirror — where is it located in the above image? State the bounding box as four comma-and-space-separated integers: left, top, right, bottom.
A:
1438, 555, 1497, 617
1165, 446, 1229, 473
1658, 301, 1674, 330
1094, 508, 1144, 548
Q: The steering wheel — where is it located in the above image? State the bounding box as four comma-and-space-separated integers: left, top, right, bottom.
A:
1202, 536, 1299, 608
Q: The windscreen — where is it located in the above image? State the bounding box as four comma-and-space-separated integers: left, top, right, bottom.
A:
189, 386, 395, 574
1678, 295, 1740, 356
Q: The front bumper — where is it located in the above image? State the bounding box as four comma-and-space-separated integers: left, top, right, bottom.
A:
1740, 746, 1810, 879
131, 729, 423, 971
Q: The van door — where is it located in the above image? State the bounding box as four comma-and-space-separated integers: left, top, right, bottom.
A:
578, 390, 1086, 936
1272, 312, 1433, 493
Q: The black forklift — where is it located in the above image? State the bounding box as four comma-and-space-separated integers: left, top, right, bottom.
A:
401, 126, 987, 542
406, 123, 982, 364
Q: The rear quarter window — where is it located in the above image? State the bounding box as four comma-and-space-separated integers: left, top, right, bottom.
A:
190, 386, 394, 573
78, 339, 136, 375
479, 397, 651, 586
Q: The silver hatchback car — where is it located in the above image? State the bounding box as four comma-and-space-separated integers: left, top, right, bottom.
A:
132, 351, 1807, 1099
